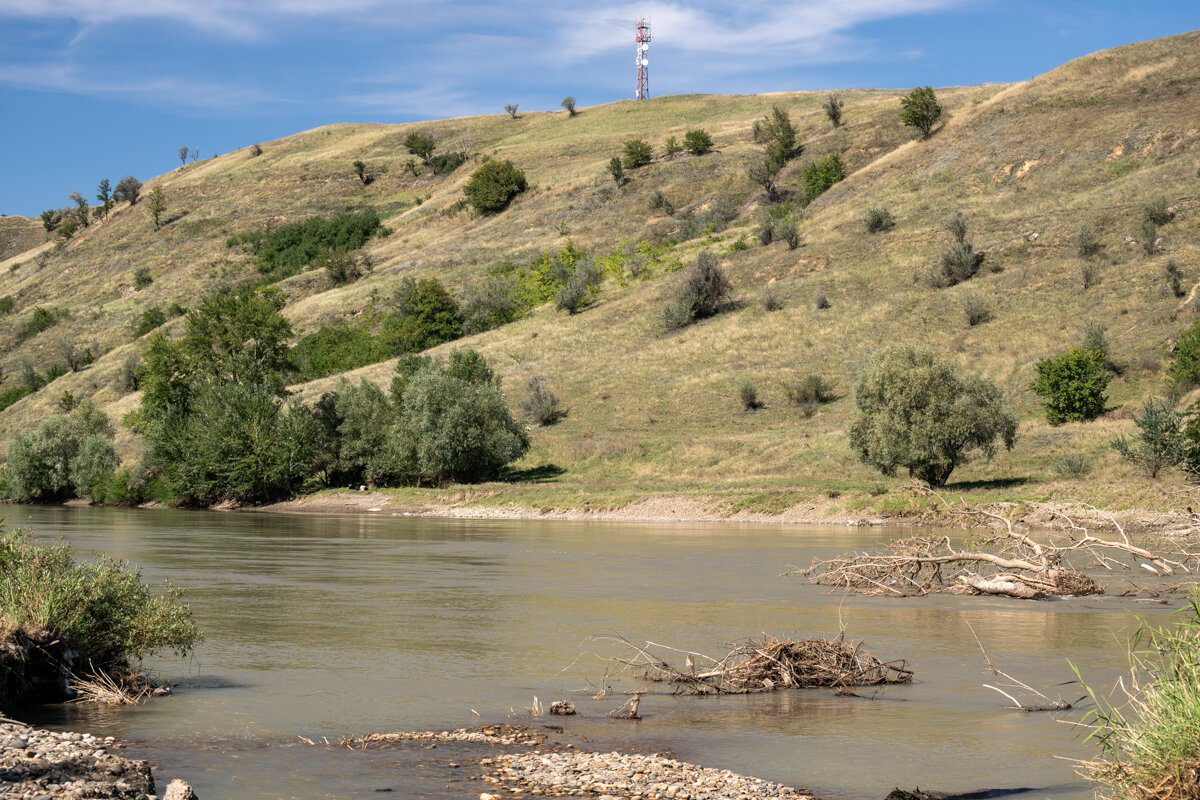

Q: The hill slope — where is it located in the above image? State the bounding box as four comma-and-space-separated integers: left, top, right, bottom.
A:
2, 30, 1198, 517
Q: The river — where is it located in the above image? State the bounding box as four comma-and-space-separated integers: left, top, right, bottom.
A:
6, 504, 1175, 800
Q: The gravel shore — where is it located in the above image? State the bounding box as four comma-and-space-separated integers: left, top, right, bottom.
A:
483, 750, 817, 800
0, 722, 155, 800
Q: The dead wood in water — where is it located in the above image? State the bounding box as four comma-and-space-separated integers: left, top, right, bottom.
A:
799, 488, 1197, 599
597, 634, 912, 695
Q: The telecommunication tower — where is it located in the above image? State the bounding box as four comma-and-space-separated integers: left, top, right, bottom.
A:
635, 18, 651, 100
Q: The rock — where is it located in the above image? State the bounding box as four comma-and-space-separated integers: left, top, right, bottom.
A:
548, 700, 576, 715
164, 778, 199, 800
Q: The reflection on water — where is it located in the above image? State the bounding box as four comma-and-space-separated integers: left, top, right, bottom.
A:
6, 505, 1176, 800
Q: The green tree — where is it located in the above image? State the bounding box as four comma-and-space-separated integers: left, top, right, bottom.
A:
96, 178, 113, 220
312, 380, 397, 486
114, 175, 141, 205
352, 159, 372, 186
561, 96, 577, 116
900, 86, 942, 137
747, 154, 783, 202
403, 132, 437, 167
147, 185, 167, 229
622, 139, 653, 169
608, 156, 626, 186
683, 128, 713, 155
463, 159, 527, 214
1030, 347, 1112, 425
68, 191, 89, 228
802, 153, 846, 203
504, 103, 519, 119
823, 93, 843, 128
759, 105, 802, 164
385, 277, 463, 353
178, 146, 189, 166
661, 251, 733, 331
6, 399, 117, 501
1111, 397, 1192, 478
180, 284, 293, 392
1173, 319, 1200, 386
848, 344, 1017, 487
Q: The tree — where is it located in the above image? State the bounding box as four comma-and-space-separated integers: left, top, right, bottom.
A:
180, 284, 293, 393
68, 191, 89, 228
96, 179, 112, 220
900, 86, 942, 138
622, 139, 653, 169
1030, 347, 1112, 425
189, 147, 199, 162
608, 156, 626, 186
352, 159, 372, 186
463, 159, 527, 214
561, 96, 577, 116
504, 103, 519, 119
661, 250, 733, 331
178, 146, 189, 166
747, 154, 783, 202
801, 153, 846, 203
312, 380, 396, 486
6, 399, 117, 501
1173, 319, 1200, 386
147, 186, 167, 229
1111, 397, 1192, 478
823, 93, 844, 128
114, 175, 141, 205
385, 277, 463, 353
759, 105, 802, 164
403, 132, 437, 167
849, 344, 1017, 487
683, 128, 713, 155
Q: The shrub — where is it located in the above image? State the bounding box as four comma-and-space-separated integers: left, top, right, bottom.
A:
746, 155, 783, 202
683, 128, 713, 155
114, 175, 141, 205
1138, 220, 1160, 255
864, 207, 895, 233
133, 266, 153, 290
249, 143, 263, 157
233, 210, 381, 278
1111, 397, 1191, 478
960, 293, 993, 326
386, 277, 464, 353
290, 323, 388, 384
0, 527, 201, 694
352, 159, 372, 185
761, 284, 783, 312
648, 190, 674, 215
23, 306, 60, 340
759, 105, 802, 164
147, 186, 167, 230
520, 377, 566, 426
1052, 454, 1093, 479
1082, 322, 1109, 359
118, 353, 140, 394
928, 241, 985, 287
1172, 319, 1200, 386
1075, 223, 1102, 257
900, 86, 941, 137
134, 306, 167, 337
848, 344, 1017, 486
389, 349, 530, 483
0, 296, 13, 315
1144, 196, 1174, 226
312, 380, 395, 486
460, 274, 524, 334
463, 159, 527, 214
775, 218, 801, 249
1030, 347, 1111, 425
622, 139, 653, 169
561, 96, 577, 116
783, 374, 835, 409
663, 136, 682, 156
403, 132, 436, 166
674, 194, 739, 242
660, 251, 733, 331
823, 93, 843, 128
6, 400, 117, 502
814, 292, 830, 310
739, 380, 763, 411
608, 157, 626, 186
801, 153, 846, 203
1080, 261, 1100, 290
504, 103, 519, 119
430, 152, 468, 174
1163, 259, 1185, 298
323, 249, 372, 285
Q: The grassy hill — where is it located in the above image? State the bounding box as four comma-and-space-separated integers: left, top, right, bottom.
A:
2, 30, 1199, 517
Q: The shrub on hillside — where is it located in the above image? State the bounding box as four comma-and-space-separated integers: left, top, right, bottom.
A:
133, 267, 153, 290
900, 86, 941, 137
823, 94, 843, 128
231, 210, 381, 278
608, 157, 626, 186
23, 306, 61, 340
783, 374, 836, 408
561, 96, 577, 116
463, 159, 527, 214
0, 296, 14, 315
648, 190, 674, 215
739, 380, 763, 411
403, 132, 436, 166
927, 212, 985, 288
323, 249, 372, 285
1165, 259, 1185, 298
801, 153, 846, 203
622, 139, 654, 169
660, 250, 733, 332
1030, 347, 1111, 425
663, 136, 682, 156
674, 194, 739, 242
520, 376, 566, 426
848, 344, 1017, 486
6, 400, 117, 502
1111, 397, 1192, 478
864, 207, 895, 233
385, 276, 464, 353
460, 274, 524, 334
1143, 196, 1174, 226
961, 293, 993, 327
1171, 320, 1200, 386
684, 128, 713, 155
134, 306, 167, 337
553, 261, 601, 315
1075, 223, 1102, 258
759, 105, 802, 164
430, 152, 468, 174
1138, 220, 1160, 255
114, 175, 141, 206
761, 284, 783, 312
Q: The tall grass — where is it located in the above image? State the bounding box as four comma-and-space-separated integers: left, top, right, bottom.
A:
1075, 595, 1200, 799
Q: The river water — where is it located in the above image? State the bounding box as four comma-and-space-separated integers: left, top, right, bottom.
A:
6, 505, 1178, 800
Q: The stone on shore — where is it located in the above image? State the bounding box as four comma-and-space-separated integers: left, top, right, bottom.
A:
0, 722, 155, 799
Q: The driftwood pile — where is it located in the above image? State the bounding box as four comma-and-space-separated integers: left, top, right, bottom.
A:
802, 493, 1196, 599
602, 634, 912, 695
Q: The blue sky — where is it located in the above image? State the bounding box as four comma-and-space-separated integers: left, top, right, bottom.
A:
2, 1, 1197, 217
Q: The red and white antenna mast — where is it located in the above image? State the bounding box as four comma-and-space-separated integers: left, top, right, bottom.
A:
635, 18, 651, 100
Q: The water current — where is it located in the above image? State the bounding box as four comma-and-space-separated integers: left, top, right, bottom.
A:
5, 504, 1177, 800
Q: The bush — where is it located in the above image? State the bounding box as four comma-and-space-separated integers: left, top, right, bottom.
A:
0, 527, 201, 693
759, 105, 802, 164
504, 103, 519, 119
460, 274, 523, 334
1165, 259, 1185, 298
463, 159, 527, 214
674, 194, 738, 242
520, 377, 566, 426
783, 374, 835, 409
928, 241, 985, 287
312, 380, 395, 486
775, 218, 801, 249
1173, 319, 1200, 386
0, 296, 13, 315
663, 136, 682, 156
1111, 397, 1191, 478
801, 153, 846, 203
1080, 261, 1100, 290
1052, 454, 1093, 479
823, 93, 843, 128
739, 380, 763, 411
430, 152, 468, 174
1030, 347, 1112, 425
6, 400, 117, 502
864, 207, 894, 233
403, 132, 436, 165
1144, 196, 1174, 226
389, 349, 530, 483
1075, 223, 1102, 257
118, 353, 140, 394
761, 284, 783, 312
683, 128, 713, 155
323, 249, 372, 285
385, 277, 464, 353
134, 306, 167, 337
114, 175, 141, 205
133, 267, 153, 290
1138, 220, 1160, 255
900, 86, 941, 137
622, 139, 654, 169
848, 344, 1017, 486
746, 154, 783, 202
648, 190, 674, 215
352, 159, 372, 186
814, 292, 830, 310
660, 251, 733, 331
608, 157, 626, 186
960, 293, 993, 326
23, 306, 60, 340
290, 323, 388, 384
249, 143, 263, 157
233, 210, 382, 278
1082, 322, 1109, 359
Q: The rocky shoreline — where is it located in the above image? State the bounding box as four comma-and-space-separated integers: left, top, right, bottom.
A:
0, 721, 154, 799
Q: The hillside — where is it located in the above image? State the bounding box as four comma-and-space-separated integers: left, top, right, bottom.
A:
0, 216, 42, 263
2, 30, 1199, 517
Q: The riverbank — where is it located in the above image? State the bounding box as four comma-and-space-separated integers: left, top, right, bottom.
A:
0, 721, 156, 799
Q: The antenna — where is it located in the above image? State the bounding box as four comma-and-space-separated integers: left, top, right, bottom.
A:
635, 18, 651, 100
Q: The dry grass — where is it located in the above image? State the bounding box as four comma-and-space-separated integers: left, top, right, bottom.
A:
2, 31, 1200, 516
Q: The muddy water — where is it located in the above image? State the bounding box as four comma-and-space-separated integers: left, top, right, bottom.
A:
7, 505, 1178, 800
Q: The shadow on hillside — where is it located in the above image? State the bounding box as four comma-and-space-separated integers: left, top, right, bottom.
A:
502, 464, 566, 483
944, 477, 1031, 491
